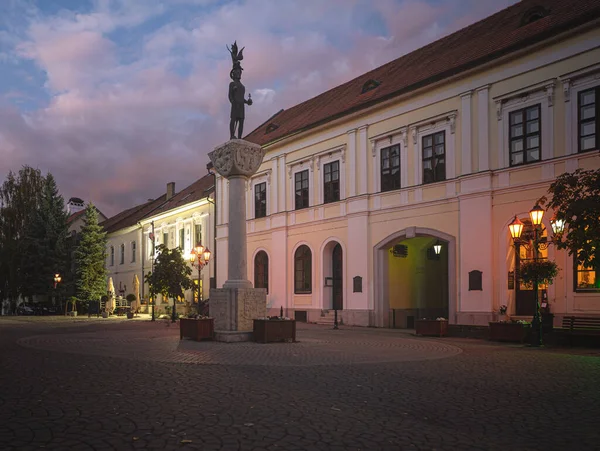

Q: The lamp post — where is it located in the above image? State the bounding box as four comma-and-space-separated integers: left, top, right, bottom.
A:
53, 273, 62, 314
508, 205, 564, 347
190, 242, 211, 315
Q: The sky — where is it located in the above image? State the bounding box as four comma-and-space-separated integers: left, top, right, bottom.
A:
0, 0, 518, 218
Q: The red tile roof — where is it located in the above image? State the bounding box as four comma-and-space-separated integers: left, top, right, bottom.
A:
245, 0, 600, 146
99, 174, 215, 234
66, 209, 86, 224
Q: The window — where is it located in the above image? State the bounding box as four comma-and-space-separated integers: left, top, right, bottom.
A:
380, 145, 400, 192
119, 243, 125, 265
110, 246, 114, 266
254, 182, 267, 218
294, 245, 312, 294
179, 228, 185, 250
295, 170, 309, 210
579, 88, 597, 152
194, 224, 202, 247
254, 251, 269, 293
574, 254, 599, 292
422, 131, 446, 184
131, 241, 136, 263
163, 232, 169, 249
509, 104, 541, 166
323, 161, 340, 203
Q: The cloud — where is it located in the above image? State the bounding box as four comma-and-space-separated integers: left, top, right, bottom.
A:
0, 0, 518, 217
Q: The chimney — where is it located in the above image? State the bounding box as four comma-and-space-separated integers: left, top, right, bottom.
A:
166, 182, 175, 200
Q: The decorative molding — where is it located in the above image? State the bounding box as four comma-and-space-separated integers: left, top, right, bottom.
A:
287, 166, 293, 179
412, 128, 417, 145
563, 79, 571, 102
448, 112, 457, 134
493, 78, 556, 103
341, 148, 346, 163
401, 128, 408, 148
495, 100, 502, 121
315, 155, 321, 169
459, 90, 472, 99
545, 82, 555, 107
371, 140, 376, 157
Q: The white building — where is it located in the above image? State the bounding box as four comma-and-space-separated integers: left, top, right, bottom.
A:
103, 175, 215, 314
215, 0, 600, 327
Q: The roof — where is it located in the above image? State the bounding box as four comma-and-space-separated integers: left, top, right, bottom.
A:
67, 206, 107, 225
99, 174, 215, 234
245, 0, 600, 146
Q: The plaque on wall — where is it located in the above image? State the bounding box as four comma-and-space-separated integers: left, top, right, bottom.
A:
353, 276, 363, 293
508, 271, 515, 290
468, 270, 483, 291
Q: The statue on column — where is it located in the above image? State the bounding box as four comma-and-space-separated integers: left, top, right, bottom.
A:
227, 41, 252, 140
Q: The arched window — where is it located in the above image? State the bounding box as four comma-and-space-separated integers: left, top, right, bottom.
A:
254, 251, 269, 293
294, 245, 312, 294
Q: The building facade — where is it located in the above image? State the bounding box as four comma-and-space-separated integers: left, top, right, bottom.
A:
103, 176, 215, 314
215, 0, 600, 327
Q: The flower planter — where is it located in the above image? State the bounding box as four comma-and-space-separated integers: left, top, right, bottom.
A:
253, 319, 296, 343
489, 322, 531, 343
415, 320, 448, 337
179, 318, 214, 341
101, 311, 109, 318
126, 312, 134, 319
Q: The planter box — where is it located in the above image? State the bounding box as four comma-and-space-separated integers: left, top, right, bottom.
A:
415, 320, 448, 337
253, 319, 296, 343
489, 322, 531, 343
180, 318, 214, 341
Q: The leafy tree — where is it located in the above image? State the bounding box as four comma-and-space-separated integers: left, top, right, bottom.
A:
20, 174, 69, 302
539, 168, 600, 267
74, 203, 108, 304
145, 244, 193, 321
0, 167, 45, 311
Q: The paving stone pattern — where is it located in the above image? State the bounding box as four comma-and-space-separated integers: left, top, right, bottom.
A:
0, 317, 598, 450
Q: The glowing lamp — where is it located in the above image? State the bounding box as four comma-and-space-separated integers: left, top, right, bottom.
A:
508, 216, 524, 241
529, 205, 544, 226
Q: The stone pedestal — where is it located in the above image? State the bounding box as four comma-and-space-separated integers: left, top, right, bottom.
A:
210, 288, 267, 342
209, 139, 267, 342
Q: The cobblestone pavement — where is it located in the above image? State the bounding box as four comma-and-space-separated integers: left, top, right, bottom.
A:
1, 317, 598, 450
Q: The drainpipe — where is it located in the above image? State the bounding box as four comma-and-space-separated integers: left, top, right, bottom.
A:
206, 162, 217, 288
137, 221, 144, 301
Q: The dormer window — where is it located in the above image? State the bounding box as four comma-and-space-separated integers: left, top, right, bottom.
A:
361, 79, 381, 94
521, 6, 548, 26
266, 123, 279, 134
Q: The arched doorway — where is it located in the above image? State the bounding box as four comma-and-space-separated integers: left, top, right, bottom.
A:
321, 240, 344, 310
374, 228, 456, 328
512, 218, 548, 316
332, 243, 343, 310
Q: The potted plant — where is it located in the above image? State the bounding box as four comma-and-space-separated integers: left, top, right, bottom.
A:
253, 308, 296, 343
415, 317, 448, 337
518, 260, 559, 287
65, 296, 78, 316
498, 304, 508, 321
180, 313, 215, 341
489, 320, 531, 342
126, 293, 136, 319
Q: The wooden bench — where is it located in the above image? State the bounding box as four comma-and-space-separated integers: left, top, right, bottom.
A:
561, 316, 600, 344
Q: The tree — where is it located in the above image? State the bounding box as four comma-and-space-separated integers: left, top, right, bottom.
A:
74, 203, 108, 304
20, 174, 69, 303
0, 167, 45, 312
145, 244, 193, 322
539, 168, 600, 267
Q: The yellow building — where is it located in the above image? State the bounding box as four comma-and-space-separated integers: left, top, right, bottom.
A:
215, 0, 600, 327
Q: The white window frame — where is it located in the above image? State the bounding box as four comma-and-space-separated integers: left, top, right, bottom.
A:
370, 129, 407, 193
119, 243, 125, 265
495, 81, 554, 169
288, 159, 314, 210
131, 241, 136, 263
316, 148, 346, 204
110, 246, 115, 266
560, 64, 600, 156
250, 170, 271, 219
413, 112, 457, 186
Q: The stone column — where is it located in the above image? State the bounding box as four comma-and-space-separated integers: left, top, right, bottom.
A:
208, 139, 267, 341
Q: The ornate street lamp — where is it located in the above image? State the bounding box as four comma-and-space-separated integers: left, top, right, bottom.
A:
190, 243, 211, 315
508, 205, 560, 347
433, 240, 442, 255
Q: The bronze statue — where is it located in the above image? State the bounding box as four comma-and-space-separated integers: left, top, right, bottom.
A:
227, 41, 252, 140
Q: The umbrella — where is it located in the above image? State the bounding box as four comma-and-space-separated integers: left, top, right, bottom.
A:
106, 277, 115, 313
132, 274, 140, 314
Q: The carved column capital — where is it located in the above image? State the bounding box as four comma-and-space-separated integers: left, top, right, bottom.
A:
208, 139, 265, 179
